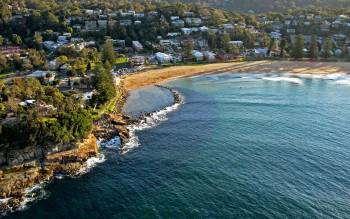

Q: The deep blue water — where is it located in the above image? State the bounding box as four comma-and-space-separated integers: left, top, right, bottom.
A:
6, 72, 350, 218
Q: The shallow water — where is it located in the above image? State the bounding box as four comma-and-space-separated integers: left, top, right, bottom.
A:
6, 72, 350, 218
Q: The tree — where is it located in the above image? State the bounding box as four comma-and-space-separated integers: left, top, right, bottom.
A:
279, 38, 288, 58
207, 32, 217, 50
183, 40, 194, 59
227, 44, 240, 55
93, 65, 116, 105
56, 55, 68, 65
219, 33, 231, 52
34, 33, 43, 48
323, 37, 333, 58
28, 49, 46, 68
267, 38, 277, 56
101, 40, 116, 65
12, 35, 22, 45
0, 53, 8, 72
71, 58, 87, 77
0, 35, 4, 46
309, 34, 318, 59
292, 34, 304, 59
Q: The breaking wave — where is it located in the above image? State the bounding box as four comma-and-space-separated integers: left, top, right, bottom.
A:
121, 89, 184, 155
0, 152, 106, 216
100, 137, 121, 149
262, 76, 303, 84
76, 154, 106, 176
334, 78, 350, 85
0, 183, 48, 216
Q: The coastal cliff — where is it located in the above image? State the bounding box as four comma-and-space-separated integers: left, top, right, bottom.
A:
0, 134, 99, 213
0, 80, 129, 215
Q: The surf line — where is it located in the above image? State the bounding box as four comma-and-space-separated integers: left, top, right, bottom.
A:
120, 85, 184, 154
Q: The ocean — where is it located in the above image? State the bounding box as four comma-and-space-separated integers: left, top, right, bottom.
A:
5, 72, 350, 218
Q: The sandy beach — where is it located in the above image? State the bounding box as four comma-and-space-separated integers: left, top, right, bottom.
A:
123, 60, 350, 90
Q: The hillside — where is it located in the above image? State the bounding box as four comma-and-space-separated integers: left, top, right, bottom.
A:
167, 0, 350, 12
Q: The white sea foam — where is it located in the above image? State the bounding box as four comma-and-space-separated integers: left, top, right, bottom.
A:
295, 73, 346, 80
100, 137, 121, 149
0, 183, 48, 215
335, 78, 350, 85
262, 76, 303, 84
121, 91, 183, 155
76, 154, 106, 175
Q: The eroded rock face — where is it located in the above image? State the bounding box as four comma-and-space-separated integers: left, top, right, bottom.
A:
0, 134, 99, 214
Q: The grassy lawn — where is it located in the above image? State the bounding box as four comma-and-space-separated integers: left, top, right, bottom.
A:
91, 88, 123, 120
0, 72, 16, 79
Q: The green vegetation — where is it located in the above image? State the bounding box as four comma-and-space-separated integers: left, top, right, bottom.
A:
171, 0, 350, 12
292, 35, 304, 59
0, 62, 116, 149
309, 35, 319, 59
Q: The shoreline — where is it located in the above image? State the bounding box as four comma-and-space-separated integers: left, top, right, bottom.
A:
123, 60, 350, 90
2, 60, 350, 216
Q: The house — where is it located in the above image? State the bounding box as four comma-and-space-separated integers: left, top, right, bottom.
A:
192, 50, 204, 61
320, 22, 331, 32
85, 21, 97, 31
209, 28, 219, 33
254, 48, 268, 58
134, 20, 142, 25
199, 26, 209, 32
19, 99, 36, 107
148, 11, 158, 17
203, 51, 216, 62
57, 35, 69, 44
170, 16, 180, 21
185, 18, 202, 26
97, 20, 108, 29
287, 28, 296, 34
48, 60, 58, 70
120, 10, 135, 17
334, 48, 343, 57
28, 70, 56, 83
59, 63, 71, 74
135, 13, 145, 18
270, 32, 282, 40
181, 28, 192, 35
43, 41, 58, 51
272, 22, 283, 31
160, 40, 171, 47
120, 19, 132, 26
83, 91, 94, 101
172, 19, 185, 28
129, 56, 145, 66
229, 41, 244, 47
0, 46, 22, 57
166, 32, 181, 37
72, 25, 82, 32
115, 40, 126, 48
132, 41, 143, 52
85, 10, 94, 16
155, 52, 172, 63
185, 12, 195, 17
222, 23, 234, 30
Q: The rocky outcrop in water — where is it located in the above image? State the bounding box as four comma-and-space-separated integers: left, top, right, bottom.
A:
0, 134, 99, 214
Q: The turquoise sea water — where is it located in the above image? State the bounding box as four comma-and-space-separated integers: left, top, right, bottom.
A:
6, 72, 350, 218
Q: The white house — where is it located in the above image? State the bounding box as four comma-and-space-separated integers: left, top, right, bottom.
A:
192, 50, 204, 61
229, 41, 244, 47
132, 41, 143, 52
254, 48, 268, 57
181, 28, 192, 35
203, 51, 216, 62
155, 52, 172, 63
28, 70, 56, 82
